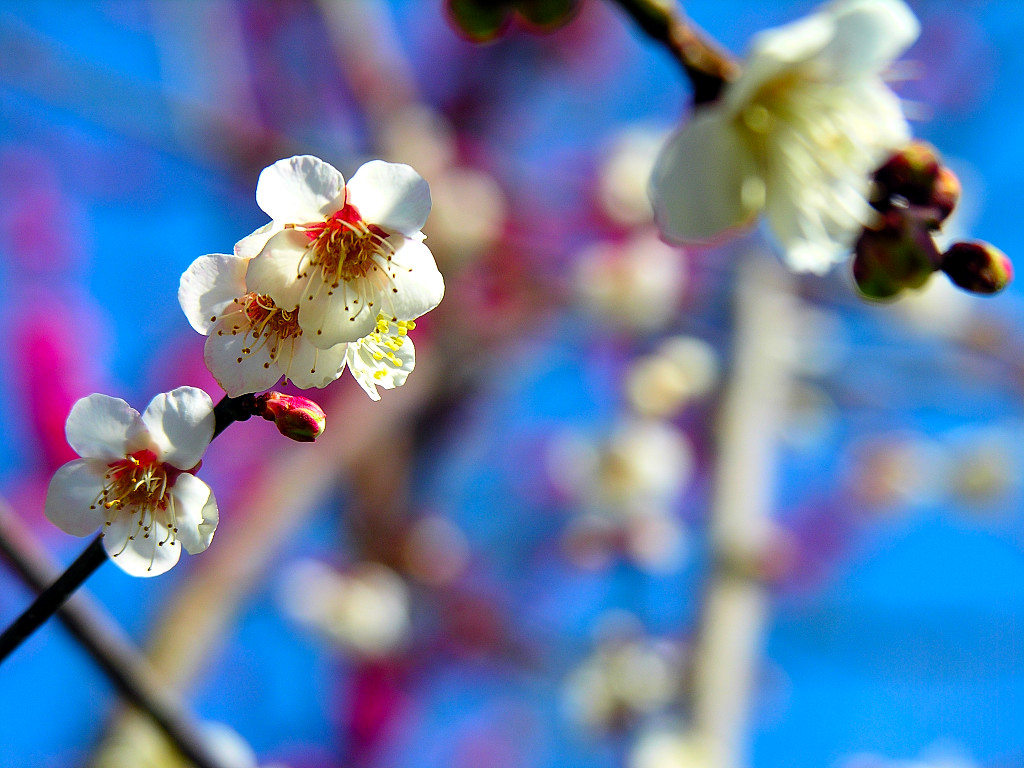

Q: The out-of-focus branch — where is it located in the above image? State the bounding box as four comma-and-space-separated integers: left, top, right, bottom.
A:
688, 254, 796, 768
607, 0, 739, 104
0, 504, 235, 768
315, 0, 418, 123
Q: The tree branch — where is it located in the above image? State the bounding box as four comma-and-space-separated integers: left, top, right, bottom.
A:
0, 503, 234, 768
607, 0, 739, 104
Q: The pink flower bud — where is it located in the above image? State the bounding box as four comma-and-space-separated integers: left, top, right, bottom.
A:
941, 241, 1013, 295
255, 392, 326, 442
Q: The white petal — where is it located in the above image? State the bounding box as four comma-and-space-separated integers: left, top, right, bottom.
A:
283, 337, 348, 389
44, 459, 108, 537
298, 285, 379, 348
141, 387, 215, 470
103, 516, 181, 577
346, 328, 415, 401
725, 11, 833, 113
762, 81, 907, 274
65, 394, 147, 461
246, 230, 310, 310
256, 155, 346, 224
377, 239, 445, 322
651, 110, 763, 243
235, 221, 280, 260
204, 321, 282, 397
346, 160, 431, 236
813, 0, 919, 81
178, 254, 249, 335
167, 473, 218, 555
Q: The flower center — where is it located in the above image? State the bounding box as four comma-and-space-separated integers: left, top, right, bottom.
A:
242, 292, 301, 341
96, 449, 171, 514
91, 449, 188, 563
299, 203, 395, 290
214, 293, 303, 369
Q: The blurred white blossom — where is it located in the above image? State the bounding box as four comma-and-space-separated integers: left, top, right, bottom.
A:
625, 335, 718, 418
280, 560, 411, 658
563, 617, 685, 731
651, 0, 919, 273
629, 728, 711, 768
575, 231, 687, 333
551, 418, 693, 572
599, 125, 669, 226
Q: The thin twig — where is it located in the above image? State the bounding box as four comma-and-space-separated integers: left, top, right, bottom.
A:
607, 0, 739, 104
0, 504, 234, 768
0, 534, 107, 664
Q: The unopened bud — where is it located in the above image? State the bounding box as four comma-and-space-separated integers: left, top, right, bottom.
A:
873, 141, 942, 206
941, 241, 1013, 295
926, 166, 961, 226
853, 212, 942, 301
255, 392, 326, 442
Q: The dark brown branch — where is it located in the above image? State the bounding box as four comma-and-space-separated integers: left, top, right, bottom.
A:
607, 0, 739, 104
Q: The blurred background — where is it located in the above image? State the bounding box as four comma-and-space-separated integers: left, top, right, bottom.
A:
0, 1, 1022, 767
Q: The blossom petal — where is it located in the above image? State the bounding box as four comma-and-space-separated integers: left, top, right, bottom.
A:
141, 387, 215, 470
284, 337, 348, 389
651, 110, 763, 242
346, 328, 415, 401
814, 0, 919, 80
103, 516, 181, 577
235, 221, 279, 260
298, 284, 379, 348
204, 322, 282, 397
377, 239, 445, 322
256, 155, 346, 223
178, 254, 249, 335
44, 459, 108, 537
65, 394, 147, 461
246, 230, 310, 311
168, 473, 218, 555
347, 160, 431, 236
725, 11, 833, 113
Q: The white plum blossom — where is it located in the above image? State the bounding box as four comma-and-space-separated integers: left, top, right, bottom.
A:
179, 253, 349, 397
179, 253, 417, 399
651, 0, 919, 274
243, 155, 444, 347
44, 388, 218, 577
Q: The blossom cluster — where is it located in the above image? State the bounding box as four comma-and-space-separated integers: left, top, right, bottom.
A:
180, 155, 444, 400
44, 156, 442, 577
